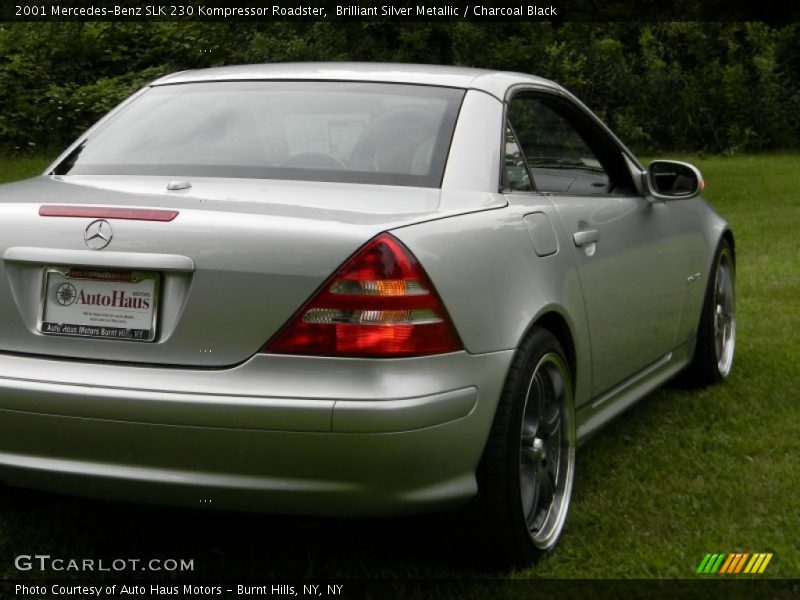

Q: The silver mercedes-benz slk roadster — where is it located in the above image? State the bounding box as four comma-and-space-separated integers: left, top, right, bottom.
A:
0, 63, 734, 565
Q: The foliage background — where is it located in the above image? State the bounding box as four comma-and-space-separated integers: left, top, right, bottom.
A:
1, 21, 799, 155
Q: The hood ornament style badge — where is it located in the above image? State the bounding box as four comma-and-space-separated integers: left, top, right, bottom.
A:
84, 219, 113, 250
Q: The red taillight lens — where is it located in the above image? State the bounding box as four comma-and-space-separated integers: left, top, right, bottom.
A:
263, 233, 462, 358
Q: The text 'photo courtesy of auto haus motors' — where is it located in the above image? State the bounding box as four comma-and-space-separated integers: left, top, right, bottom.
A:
0, 63, 735, 566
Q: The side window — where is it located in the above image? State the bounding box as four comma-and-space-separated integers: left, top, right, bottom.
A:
504, 124, 534, 192
507, 94, 634, 195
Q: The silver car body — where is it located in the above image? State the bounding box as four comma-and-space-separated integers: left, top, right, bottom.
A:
0, 63, 731, 515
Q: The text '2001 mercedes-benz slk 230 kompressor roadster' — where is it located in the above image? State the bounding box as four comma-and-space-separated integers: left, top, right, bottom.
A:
0, 63, 735, 566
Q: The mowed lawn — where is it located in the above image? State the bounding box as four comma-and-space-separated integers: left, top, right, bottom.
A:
0, 154, 797, 584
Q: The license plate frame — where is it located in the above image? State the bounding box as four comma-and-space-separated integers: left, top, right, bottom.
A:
38, 266, 160, 342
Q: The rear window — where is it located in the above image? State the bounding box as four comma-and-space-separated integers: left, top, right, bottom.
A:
54, 81, 465, 188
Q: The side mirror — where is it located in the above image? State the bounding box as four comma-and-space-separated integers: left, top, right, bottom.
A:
645, 160, 704, 200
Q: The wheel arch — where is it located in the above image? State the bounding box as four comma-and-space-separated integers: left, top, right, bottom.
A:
683, 225, 737, 386
520, 309, 579, 394
721, 228, 736, 267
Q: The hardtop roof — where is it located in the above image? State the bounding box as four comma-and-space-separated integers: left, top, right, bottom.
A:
150, 62, 561, 99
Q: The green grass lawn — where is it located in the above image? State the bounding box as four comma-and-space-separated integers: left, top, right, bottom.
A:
0, 154, 798, 586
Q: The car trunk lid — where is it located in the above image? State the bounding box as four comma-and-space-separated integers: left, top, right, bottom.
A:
0, 175, 503, 367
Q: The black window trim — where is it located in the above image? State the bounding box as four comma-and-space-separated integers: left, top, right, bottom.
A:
501, 119, 538, 194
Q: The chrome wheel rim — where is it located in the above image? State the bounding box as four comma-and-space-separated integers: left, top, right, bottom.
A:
518, 352, 575, 549
713, 249, 736, 377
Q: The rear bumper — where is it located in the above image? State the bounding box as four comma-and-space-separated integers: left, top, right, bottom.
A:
0, 350, 513, 516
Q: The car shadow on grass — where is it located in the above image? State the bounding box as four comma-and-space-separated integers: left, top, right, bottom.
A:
0, 484, 499, 580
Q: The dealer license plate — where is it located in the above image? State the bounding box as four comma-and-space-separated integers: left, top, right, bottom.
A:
39, 267, 159, 342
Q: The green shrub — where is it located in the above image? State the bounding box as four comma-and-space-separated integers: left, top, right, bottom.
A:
1, 22, 797, 154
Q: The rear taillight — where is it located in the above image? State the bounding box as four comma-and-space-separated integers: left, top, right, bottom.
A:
264, 233, 462, 358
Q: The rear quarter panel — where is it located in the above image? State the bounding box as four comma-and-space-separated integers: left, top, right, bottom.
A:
391, 196, 592, 408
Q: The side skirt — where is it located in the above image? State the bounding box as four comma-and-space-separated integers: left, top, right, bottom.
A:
575, 339, 694, 446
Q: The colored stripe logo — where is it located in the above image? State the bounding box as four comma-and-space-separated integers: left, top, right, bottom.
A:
696, 552, 773, 574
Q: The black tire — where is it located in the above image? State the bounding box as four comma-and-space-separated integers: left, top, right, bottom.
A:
684, 239, 736, 387
475, 327, 576, 567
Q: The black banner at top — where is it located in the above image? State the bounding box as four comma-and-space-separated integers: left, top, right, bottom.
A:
3, 0, 799, 22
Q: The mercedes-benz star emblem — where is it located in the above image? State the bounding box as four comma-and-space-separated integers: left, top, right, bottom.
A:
56, 282, 77, 306
84, 219, 113, 250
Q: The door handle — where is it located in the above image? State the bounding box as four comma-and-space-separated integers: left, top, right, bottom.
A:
573, 229, 599, 247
